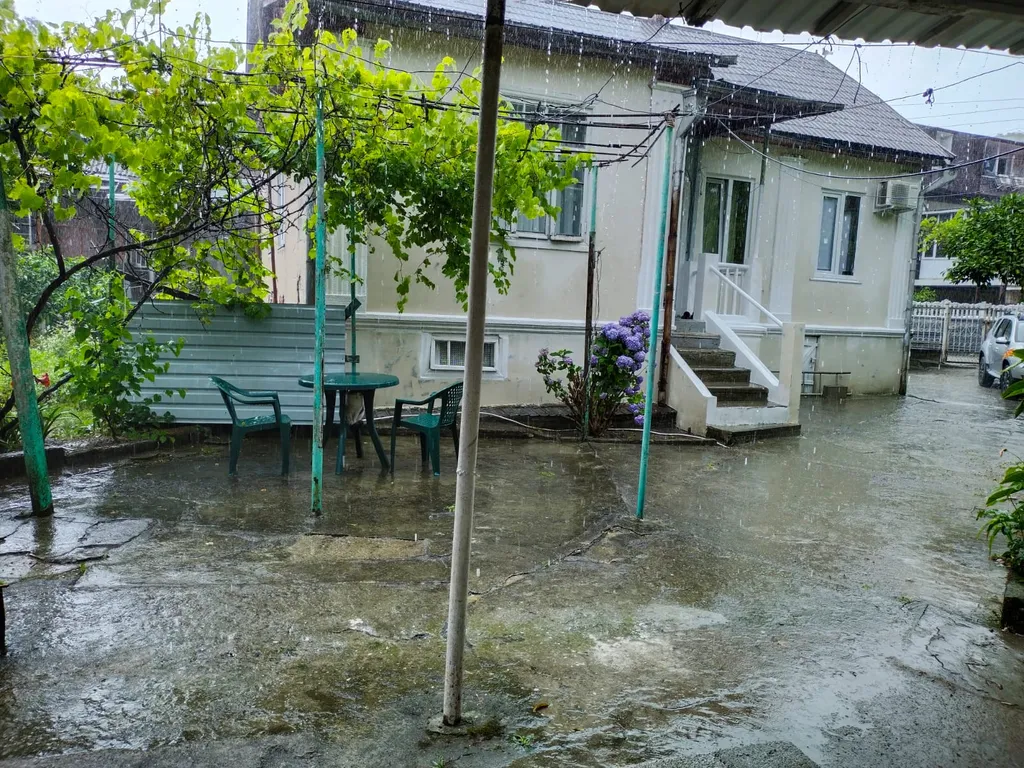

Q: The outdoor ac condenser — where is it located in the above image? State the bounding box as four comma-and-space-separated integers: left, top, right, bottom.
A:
874, 180, 914, 214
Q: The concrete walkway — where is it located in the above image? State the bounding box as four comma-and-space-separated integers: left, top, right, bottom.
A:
1, 368, 1022, 767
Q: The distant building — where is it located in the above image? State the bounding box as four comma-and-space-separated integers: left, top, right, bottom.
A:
916, 126, 1024, 303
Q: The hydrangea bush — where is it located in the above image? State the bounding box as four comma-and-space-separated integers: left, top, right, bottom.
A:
535, 311, 651, 436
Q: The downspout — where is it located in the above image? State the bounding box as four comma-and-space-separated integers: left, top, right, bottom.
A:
682, 130, 701, 312
900, 184, 926, 396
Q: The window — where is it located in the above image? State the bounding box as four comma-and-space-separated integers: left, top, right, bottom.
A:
510, 100, 587, 240
817, 193, 860, 277
921, 211, 956, 259
983, 145, 1014, 178
993, 318, 1011, 342
325, 227, 367, 300
431, 337, 497, 372
701, 177, 752, 264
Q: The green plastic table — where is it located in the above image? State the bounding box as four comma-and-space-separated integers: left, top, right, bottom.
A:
298, 372, 399, 473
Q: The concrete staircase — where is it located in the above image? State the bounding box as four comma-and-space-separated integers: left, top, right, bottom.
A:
671, 319, 800, 444
672, 320, 769, 407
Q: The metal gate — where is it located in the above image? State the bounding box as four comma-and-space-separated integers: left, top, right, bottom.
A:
911, 301, 1024, 364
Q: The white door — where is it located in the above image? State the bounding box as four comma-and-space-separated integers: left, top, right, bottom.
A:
701, 177, 753, 316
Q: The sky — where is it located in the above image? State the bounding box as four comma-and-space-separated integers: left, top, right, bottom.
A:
13, 0, 1024, 140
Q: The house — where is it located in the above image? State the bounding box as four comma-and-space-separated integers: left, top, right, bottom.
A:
248, 0, 950, 436
915, 126, 1024, 303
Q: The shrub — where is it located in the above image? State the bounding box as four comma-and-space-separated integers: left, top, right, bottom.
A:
62, 275, 184, 437
536, 311, 650, 436
913, 287, 939, 302
978, 459, 1024, 572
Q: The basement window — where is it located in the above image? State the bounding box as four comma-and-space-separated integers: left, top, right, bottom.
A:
431, 337, 497, 372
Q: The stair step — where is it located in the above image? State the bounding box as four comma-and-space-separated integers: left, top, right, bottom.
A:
706, 423, 802, 445
678, 347, 736, 368
675, 319, 706, 334
707, 383, 769, 405
672, 332, 720, 350
691, 366, 751, 384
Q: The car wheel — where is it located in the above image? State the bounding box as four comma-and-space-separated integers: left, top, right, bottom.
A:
1000, 365, 1012, 392
979, 354, 995, 387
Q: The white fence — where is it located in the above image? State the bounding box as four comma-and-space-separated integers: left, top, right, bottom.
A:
911, 301, 1024, 363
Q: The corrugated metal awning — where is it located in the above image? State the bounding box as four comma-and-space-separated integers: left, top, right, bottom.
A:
574, 0, 1024, 54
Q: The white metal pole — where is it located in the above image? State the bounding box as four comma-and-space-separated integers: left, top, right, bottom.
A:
442, 0, 505, 727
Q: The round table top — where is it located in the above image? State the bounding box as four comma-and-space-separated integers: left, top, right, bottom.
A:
297, 372, 400, 391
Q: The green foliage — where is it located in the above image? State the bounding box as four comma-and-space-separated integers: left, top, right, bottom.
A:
252, 3, 586, 309
979, 459, 1024, 572
536, 311, 650, 437
980, 349, 1024, 572
0, 0, 583, 440
921, 194, 1024, 290
913, 287, 939, 303
62, 276, 184, 437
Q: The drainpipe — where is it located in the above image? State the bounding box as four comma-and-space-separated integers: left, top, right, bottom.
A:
681, 132, 701, 313
899, 184, 926, 396
658, 126, 690, 403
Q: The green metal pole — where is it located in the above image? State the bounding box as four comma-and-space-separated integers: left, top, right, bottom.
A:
311, 88, 327, 514
349, 234, 357, 375
636, 121, 675, 520
0, 172, 53, 516
581, 165, 599, 440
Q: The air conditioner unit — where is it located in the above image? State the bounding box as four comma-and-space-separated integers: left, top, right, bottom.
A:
875, 180, 914, 214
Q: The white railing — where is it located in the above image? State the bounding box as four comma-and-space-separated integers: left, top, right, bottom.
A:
911, 300, 1024, 362
710, 263, 753, 317
707, 263, 782, 328
703, 263, 802, 419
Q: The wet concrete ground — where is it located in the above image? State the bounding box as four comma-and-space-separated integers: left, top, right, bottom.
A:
1, 368, 1023, 767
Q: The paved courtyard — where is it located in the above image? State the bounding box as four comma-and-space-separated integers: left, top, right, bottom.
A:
1, 368, 1022, 767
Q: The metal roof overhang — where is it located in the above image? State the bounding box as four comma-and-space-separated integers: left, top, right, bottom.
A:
571, 0, 1024, 54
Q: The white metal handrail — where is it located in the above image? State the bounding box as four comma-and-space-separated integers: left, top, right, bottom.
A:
707, 263, 783, 328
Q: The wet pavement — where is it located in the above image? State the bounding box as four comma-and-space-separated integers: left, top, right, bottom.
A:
1, 368, 1023, 767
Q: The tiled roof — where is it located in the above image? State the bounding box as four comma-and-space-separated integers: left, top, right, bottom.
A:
322, 0, 953, 160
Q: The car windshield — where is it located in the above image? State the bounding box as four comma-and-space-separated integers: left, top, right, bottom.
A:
1017, 322, 1024, 342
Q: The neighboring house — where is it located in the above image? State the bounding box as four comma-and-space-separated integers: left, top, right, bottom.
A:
248, 0, 950, 435
915, 126, 1024, 303
14, 163, 157, 301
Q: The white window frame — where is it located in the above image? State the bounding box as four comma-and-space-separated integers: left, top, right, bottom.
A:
700, 175, 754, 265
419, 332, 508, 381
325, 227, 367, 302
816, 191, 862, 279
921, 210, 957, 259
273, 180, 287, 250
506, 98, 588, 243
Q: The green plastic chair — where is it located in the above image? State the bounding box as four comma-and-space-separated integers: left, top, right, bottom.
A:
390, 382, 463, 476
210, 376, 291, 475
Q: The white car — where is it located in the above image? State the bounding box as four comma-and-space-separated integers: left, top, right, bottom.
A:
979, 314, 1024, 390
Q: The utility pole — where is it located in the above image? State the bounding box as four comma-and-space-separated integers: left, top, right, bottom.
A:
0, 173, 53, 516
442, 0, 505, 727
311, 87, 327, 514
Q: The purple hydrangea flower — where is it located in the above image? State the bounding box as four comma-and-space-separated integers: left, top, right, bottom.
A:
635, 376, 643, 385
615, 355, 635, 370
539, 347, 549, 356
634, 414, 645, 426
590, 355, 599, 365
634, 350, 646, 364
598, 392, 609, 400
565, 356, 573, 366
624, 335, 643, 352
628, 403, 640, 414
641, 326, 651, 338
601, 324, 621, 341
624, 386, 637, 396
